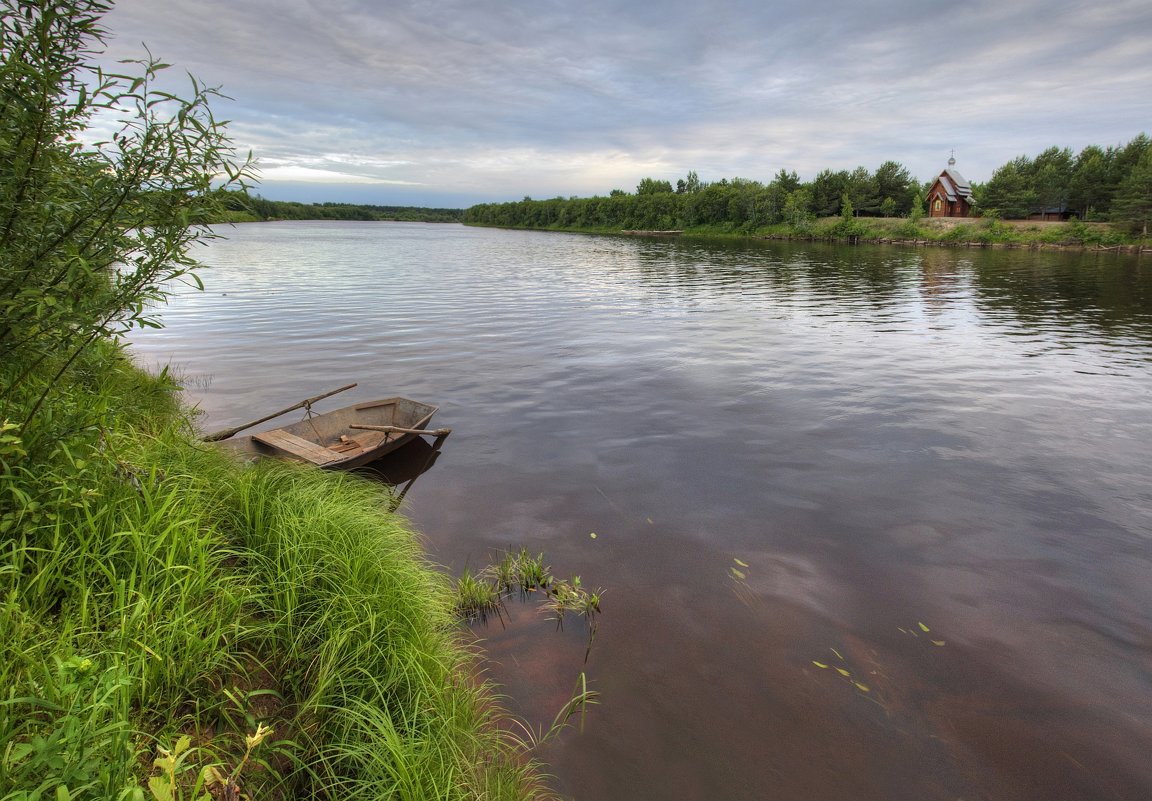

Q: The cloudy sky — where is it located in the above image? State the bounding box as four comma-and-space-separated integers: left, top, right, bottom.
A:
101, 0, 1152, 208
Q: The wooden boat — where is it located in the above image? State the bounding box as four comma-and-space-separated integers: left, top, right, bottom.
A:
214, 396, 449, 470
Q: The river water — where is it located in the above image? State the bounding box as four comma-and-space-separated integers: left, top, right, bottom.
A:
130, 221, 1152, 801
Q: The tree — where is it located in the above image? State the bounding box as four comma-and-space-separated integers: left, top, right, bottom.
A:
636, 177, 673, 195
1111, 151, 1152, 237
1068, 145, 1114, 219
845, 166, 879, 216
979, 157, 1038, 218
0, 0, 252, 433
809, 169, 849, 216
909, 191, 925, 221
1031, 146, 1073, 212
782, 187, 814, 232
771, 169, 801, 194
873, 160, 914, 215
675, 170, 702, 194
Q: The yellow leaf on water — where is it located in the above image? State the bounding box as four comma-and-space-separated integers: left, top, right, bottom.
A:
812, 661, 829, 669
734, 558, 749, 568
931, 640, 946, 647
589, 532, 597, 539
918, 621, 930, 632
854, 682, 870, 692
836, 668, 851, 677
646, 518, 654, 524
730, 568, 746, 580
831, 648, 844, 661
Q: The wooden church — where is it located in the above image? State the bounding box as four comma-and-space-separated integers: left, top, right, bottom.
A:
926, 156, 974, 217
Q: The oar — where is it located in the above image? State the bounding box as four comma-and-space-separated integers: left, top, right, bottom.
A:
200, 383, 358, 442
350, 424, 452, 438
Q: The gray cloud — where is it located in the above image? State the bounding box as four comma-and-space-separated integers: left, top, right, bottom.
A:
102, 0, 1152, 205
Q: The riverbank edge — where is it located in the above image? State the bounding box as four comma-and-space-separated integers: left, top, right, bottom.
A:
0, 344, 553, 800
465, 218, 1151, 254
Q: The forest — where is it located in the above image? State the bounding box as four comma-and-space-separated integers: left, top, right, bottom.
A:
221, 191, 464, 223
463, 134, 1152, 237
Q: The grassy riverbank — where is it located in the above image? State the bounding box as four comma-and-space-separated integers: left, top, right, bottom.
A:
0, 343, 553, 800
467, 216, 1149, 252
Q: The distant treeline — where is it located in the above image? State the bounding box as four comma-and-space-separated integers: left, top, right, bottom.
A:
222, 191, 464, 223
463, 134, 1152, 236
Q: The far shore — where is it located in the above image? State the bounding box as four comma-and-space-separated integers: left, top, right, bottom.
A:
488, 217, 1151, 254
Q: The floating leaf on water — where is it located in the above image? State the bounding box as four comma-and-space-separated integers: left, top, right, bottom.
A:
730, 567, 746, 580
897, 627, 908, 634
812, 661, 829, 669
831, 648, 844, 661
854, 682, 870, 692
589, 532, 597, 539
836, 668, 851, 677
931, 640, 946, 647
733, 558, 750, 568
918, 621, 930, 632
646, 518, 654, 524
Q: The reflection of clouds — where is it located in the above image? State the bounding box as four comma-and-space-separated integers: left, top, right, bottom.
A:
730, 551, 848, 623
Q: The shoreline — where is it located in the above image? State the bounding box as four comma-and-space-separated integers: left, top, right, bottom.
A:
475, 221, 1151, 255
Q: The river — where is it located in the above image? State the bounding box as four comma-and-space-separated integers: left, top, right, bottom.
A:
129, 221, 1152, 801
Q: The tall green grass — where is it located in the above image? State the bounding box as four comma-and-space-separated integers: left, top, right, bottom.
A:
1, 345, 557, 800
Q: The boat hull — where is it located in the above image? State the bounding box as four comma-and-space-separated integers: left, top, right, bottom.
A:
215, 397, 438, 470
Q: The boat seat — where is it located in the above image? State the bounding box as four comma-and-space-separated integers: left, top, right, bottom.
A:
252, 429, 343, 466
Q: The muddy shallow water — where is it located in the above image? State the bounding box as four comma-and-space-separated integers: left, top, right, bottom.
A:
131, 222, 1152, 800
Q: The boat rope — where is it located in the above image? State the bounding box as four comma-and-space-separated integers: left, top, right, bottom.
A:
302, 399, 324, 441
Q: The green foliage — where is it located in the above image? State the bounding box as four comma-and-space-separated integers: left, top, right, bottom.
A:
675, 170, 702, 194
636, 177, 673, 195
0, 3, 557, 799
1110, 148, 1152, 237
1, 361, 560, 799
909, 191, 925, 222
463, 134, 1147, 247
977, 135, 1150, 220
452, 548, 603, 634
222, 191, 464, 223
979, 157, 1039, 218
0, 655, 137, 800
0, 0, 253, 442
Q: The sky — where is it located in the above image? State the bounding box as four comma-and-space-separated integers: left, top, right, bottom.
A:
100, 0, 1152, 208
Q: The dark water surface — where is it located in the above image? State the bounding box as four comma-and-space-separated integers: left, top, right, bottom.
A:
131, 222, 1152, 801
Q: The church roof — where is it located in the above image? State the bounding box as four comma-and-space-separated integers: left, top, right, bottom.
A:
932, 158, 974, 203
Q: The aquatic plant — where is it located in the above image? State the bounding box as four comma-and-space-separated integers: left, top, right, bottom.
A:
454, 566, 504, 623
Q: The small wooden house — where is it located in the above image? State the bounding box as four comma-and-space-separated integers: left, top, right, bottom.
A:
926, 157, 974, 218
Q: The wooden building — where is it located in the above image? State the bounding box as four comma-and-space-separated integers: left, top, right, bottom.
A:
926, 156, 974, 218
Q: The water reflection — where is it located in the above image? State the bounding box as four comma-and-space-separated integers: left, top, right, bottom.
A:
130, 223, 1152, 801
355, 437, 445, 505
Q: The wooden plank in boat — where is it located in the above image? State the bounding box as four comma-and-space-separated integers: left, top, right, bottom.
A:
252, 429, 343, 466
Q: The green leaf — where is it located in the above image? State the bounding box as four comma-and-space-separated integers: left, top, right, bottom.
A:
812, 661, 829, 669
733, 558, 749, 568
931, 640, 946, 647
729, 567, 746, 580
148, 775, 172, 801
918, 621, 930, 632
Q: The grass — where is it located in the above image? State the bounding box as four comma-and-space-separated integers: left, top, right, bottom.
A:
473, 216, 1145, 250
452, 549, 603, 637
0, 343, 560, 800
